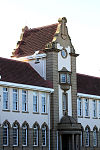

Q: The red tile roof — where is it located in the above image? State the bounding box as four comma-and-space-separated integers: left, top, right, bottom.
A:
0, 57, 53, 88
12, 23, 58, 57
77, 73, 100, 96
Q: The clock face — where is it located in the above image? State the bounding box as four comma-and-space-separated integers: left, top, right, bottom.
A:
61, 48, 67, 58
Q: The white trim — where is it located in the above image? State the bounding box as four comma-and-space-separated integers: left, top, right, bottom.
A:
27, 53, 46, 60
77, 93, 100, 100
0, 81, 54, 93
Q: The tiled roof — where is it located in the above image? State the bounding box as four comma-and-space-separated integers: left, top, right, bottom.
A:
0, 57, 52, 88
77, 73, 100, 96
12, 23, 58, 57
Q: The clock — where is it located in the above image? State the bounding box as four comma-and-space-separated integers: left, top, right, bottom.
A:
61, 48, 67, 58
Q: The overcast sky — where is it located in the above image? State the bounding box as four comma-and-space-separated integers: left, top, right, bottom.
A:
0, 0, 100, 77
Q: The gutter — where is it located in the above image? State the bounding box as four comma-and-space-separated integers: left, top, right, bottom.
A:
0, 81, 54, 93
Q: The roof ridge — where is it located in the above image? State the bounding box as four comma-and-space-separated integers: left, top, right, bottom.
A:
28, 23, 59, 31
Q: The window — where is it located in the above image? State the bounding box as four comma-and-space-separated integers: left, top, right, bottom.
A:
85, 128, 89, 146
3, 124, 8, 146
62, 93, 67, 111
3, 88, 8, 110
13, 89, 18, 111
78, 98, 82, 117
22, 125, 27, 146
13, 124, 18, 146
22, 90, 27, 112
60, 74, 66, 83
42, 93, 46, 113
42, 126, 46, 146
33, 125, 38, 146
93, 129, 97, 146
93, 100, 97, 118
99, 101, 100, 118
85, 99, 89, 117
33, 92, 38, 112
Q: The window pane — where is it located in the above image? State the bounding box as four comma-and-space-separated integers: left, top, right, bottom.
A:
3, 88, 8, 109
85, 99, 89, 117
3, 125, 8, 146
42, 94, 46, 113
33, 93, 38, 112
63, 94, 66, 111
13, 125, 18, 146
42, 126, 46, 146
33, 126, 38, 146
78, 98, 82, 116
13, 89, 18, 110
93, 129, 97, 146
22, 126, 27, 146
85, 128, 89, 146
60, 74, 66, 83
22, 90, 27, 111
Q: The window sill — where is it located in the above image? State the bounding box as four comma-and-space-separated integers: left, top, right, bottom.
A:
78, 116, 83, 118
33, 112, 39, 114
92, 117, 98, 119
85, 116, 90, 118
2, 109, 10, 112
22, 111, 29, 113
12, 110, 20, 113
41, 113, 48, 115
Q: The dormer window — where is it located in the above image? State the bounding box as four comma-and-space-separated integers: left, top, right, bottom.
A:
59, 67, 71, 91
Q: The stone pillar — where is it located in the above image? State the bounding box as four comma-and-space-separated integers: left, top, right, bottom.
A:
46, 50, 59, 150
70, 53, 78, 120
72, 134, 74, 150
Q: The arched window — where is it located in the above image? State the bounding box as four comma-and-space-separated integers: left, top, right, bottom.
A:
22, 125, 27, 146
42, 125, 46, 146
33, 125, 38, 146
85, 127, 90, 146
93, 128, 97, 146
13, 124, 18, 146
3, 123, 8, 146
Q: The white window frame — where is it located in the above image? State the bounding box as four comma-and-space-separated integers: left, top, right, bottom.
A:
3, 87, 8, 110
60, 74, 66, 83
22, 90, 27, 112
93, 129, 97, 146
42, 126, 46, 146
78, 98, 82, 117
33, 125, 38, 146
85, 128, 89, 146
93, 100, 97, 118
13, 89, 18, 111
85, 99, 89, 117
33, 92, 38, 113
22, 125, 27, 146
3, 124, 8, 146
42, 93, 46, 113
13, 124, 18, 146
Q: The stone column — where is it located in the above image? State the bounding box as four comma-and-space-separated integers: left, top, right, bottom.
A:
72, 134, 74, 150
46, 50, 59, 150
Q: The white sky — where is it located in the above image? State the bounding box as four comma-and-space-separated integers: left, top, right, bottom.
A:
0, 0, 100, 77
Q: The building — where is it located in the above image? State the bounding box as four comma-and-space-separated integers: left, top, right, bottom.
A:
0, 17, 100, 150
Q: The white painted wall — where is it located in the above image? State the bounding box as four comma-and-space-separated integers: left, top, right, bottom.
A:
59, 86, 72, 121
57, 44, 71, 72
0, 86, 50, 128
28, 58, 46, 79
77, 93, 100, 131
57, 43, 72, 121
